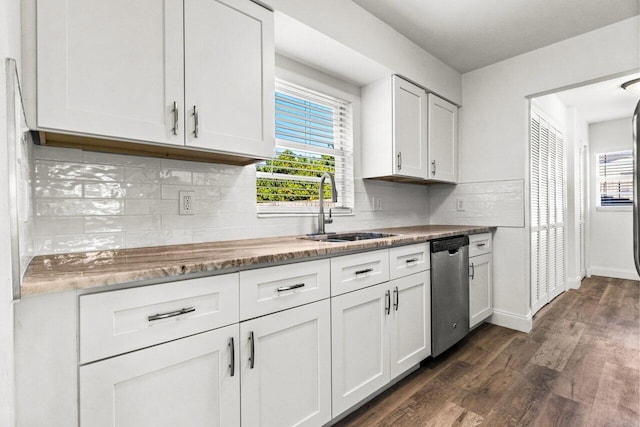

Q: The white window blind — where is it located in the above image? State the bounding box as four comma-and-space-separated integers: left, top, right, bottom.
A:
598, 150, 633, 206
530, 110, 566, 315
256, 79, 354, 214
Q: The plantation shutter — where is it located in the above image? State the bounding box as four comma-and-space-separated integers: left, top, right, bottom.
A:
598, 150, 633, 206
256, 79, 354, 214
530, 110, 566, 315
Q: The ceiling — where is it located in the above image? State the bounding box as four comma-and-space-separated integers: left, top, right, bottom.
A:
554, 73, 640, 124
352, 0, 639, 73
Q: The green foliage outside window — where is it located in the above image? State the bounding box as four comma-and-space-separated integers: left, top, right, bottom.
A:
256, 149, 336, 203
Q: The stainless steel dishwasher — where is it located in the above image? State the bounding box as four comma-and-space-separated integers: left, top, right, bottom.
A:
431, 235, 469, 357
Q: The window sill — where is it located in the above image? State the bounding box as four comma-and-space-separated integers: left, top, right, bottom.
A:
257, 209, 355, 219
596, 206, 632, 212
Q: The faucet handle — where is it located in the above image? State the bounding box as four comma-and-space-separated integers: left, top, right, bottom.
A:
326, 208, 333, 224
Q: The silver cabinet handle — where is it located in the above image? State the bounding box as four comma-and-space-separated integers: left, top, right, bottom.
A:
431, 160, 437, 176
393, 286, 399, 311
470, 263, 475, 280
477, 243, 486, 247
248, 331, 255, 369
405, 258, 419, 264
147, 306, 195, 322
277, 283, 305, 292
229, 337, 235, 377
397, 152, 402, 170
172, 101, 179, 135
355, 268, 373, 276
385, 290, 391, 315
193, 105, 199, 138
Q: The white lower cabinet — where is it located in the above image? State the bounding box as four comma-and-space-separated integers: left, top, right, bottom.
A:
80, 324, 240, 427
469, 233, 493, 328
331, 283, 390, 417
331, 270, 431, 417
469, 252, 493, 328
389, 271, 431, 379
240, 299, 331, 427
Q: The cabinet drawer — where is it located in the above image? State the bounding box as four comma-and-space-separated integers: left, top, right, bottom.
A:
239, 259, 330, 321
469, 233, 492, 257
389, 243, 430, 279
331, 250, 390, 296
79, 274, 239, 364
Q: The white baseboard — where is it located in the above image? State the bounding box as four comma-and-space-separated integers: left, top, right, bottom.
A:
587, 266, 640, 281
488, 309, 532, 333
567, 276, 582, 290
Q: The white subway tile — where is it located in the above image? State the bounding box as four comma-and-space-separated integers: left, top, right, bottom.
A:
161, 214, 218, 230
84, 182, 161, 199
124, 199, 178, 215
125, 230, 192, 248
33, 145, 84, 162
82, 151, 162, 168
34, 233, 124, 254
34, 180, 83, 198
161, 184, 220, 200
34, 217, 84, 236
36, 199, 124, 216
84, 215, 162, 233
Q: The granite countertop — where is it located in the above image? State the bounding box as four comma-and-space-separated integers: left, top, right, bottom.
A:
21, 224, 494, 297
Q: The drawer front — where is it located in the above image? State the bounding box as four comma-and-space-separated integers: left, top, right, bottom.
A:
239, 259, 330, 320
389, 243, 430, 280
80, 274, 239, 364
469, 232, 492, 257
331, 250, 390, 296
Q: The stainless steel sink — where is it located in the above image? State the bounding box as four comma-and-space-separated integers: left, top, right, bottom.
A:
300, 232, 397, 243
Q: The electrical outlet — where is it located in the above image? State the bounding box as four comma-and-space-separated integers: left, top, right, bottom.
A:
456, 198, 465, 211
179, 191, 195, 215
372, 196, 383, 211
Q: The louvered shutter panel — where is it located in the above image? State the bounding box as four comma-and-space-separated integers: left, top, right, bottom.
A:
530, 110, 566, 315
530, 115, 541, 310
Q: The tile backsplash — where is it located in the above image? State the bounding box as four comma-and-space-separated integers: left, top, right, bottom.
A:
429, 179, 524, 227
33, 145, 431, 254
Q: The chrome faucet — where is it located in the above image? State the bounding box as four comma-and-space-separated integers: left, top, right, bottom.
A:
318, 172, 338, 234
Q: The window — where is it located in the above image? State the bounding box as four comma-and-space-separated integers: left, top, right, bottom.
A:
256, 79, 354, 214
598, 150, 633, 207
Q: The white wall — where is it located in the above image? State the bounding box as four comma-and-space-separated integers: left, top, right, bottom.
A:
566, 107, 589, 288
0, 0, 22, 424
588, 117, 639, 280
270, 0, 462, 105
457, 16, 639, 331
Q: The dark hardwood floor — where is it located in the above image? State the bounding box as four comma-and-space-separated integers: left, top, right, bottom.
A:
336, 276, 640, 426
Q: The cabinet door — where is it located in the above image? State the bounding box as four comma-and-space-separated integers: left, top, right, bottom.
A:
331, 284, 390, 417
80, 324, 240, 427
389, 271, 431, 379
37, 0, 184, 146
470, 253, 493, 328
428, 94, 458, 182
240, 300, 331, 427
185, 0, 274, 158
392, 76, 428, 179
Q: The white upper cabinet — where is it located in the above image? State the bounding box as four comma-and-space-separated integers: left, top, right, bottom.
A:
393, 77, 428, 179
362, 75, 458, 183
428, 94, 458, 183
185, 0, 274, 158
36, 0, 185, 146
30, 0, 274, 162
